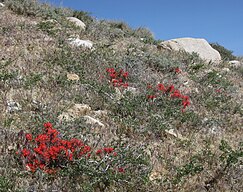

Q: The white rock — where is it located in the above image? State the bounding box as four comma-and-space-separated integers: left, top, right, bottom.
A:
68, 38, 93, 49
58, 104, 91, 122
124, 86, 139, 95
165, 129, 184, 140
7, 101, 22, 113
67, 104, 91, 116
83, 115, 105, 128
229, 60, 242, 68
222, 68, 230, 72
67, 73, 80, 81
66, 17, 86, 30
114, 87, 123, 100
159, 38, 221, 63
0, 3, 5, 7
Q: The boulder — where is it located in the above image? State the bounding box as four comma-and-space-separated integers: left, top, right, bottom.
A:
229, 60, 242, 68
159, 38, 221, 63
68, 38, 93, 49
66, 17, 86, 30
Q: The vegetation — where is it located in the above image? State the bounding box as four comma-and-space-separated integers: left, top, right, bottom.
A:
0, 0, 242, 191
210, 42, 236, 61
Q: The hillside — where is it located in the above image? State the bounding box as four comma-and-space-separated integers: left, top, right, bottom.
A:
0, 0, 242, 191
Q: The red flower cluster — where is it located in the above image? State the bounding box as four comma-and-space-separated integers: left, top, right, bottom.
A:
95, 147, 115, 155
18, 123, 92, 173
17, 123, 123, 174
147, 83, 191, 111
106, 68, 129, 88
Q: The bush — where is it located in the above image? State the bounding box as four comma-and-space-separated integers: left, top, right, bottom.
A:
132, 27, 155, 44
210, 43, 236, 61
5, 0, 72, 19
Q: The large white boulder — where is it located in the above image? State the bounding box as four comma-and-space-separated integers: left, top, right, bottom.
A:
159, 38, 221, 63
66, 17, 86, 30
68, 38, 93, 49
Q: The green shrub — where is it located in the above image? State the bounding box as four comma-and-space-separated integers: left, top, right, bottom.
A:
5, 0, 71, 19
210, 43, 236, 61
132, 27, 155, 44
72, 10, 93, 25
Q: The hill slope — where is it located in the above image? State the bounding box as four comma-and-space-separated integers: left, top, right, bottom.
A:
0, 0, 242, 191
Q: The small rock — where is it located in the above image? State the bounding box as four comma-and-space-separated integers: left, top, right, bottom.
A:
58, 104, 91, 122
222, 68, 230, 73
68, 38, 93, 49
7, 101, 22, 113
114, 87, 123, 100
66, 17, 86, 30
93, 110, 108, 117
124, 86, 139, 95
67, 73, 80, 81
165, 129, 184, 140
0, 3, 5, 7
149, 171, 162, 181
83, 115, 105, 128
229, 60, 242, 68
67, 104, 91, 117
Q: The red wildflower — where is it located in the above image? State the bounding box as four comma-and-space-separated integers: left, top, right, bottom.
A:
113, 152, 118, 157
157, 83, 166, 91
166, 85, 175, 93
44, 122, 52, 129
109, 73, 116, 79
22, 148, 31, 157
118, 167, 125, 173
104, 147, 114, 153
123, 72, 129, 78
123, 83, 128, 88
175, 67, 181, 73
68, 153, 73, 161
147, 95, 156, 100
106, 68, 115, 73
26, 163, 36, 172
25, 133, 32, 141
170, 90, 181, 98
147, 84, 153, 89
96, 149, 103, 155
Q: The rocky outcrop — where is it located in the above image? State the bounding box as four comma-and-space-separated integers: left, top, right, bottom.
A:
66, 17, 86, 30
159, 38, 221, 63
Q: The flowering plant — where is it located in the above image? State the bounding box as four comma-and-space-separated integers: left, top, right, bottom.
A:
146, 83, 190, 111
106, 68, 129, 88
16, 122, 125, 174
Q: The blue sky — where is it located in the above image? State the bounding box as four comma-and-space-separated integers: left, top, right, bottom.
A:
43, 0, 243, 56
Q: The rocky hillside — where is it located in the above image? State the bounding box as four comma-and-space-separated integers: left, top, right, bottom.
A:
0, 0, 242, 191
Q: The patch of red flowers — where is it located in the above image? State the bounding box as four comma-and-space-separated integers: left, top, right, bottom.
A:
106, 68, 129, 88
17, 123, 121, 174
175, 67, 181, 73
147, 83, 191, 111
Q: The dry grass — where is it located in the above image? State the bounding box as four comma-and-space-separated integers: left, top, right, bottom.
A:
0, 1, 242, 191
